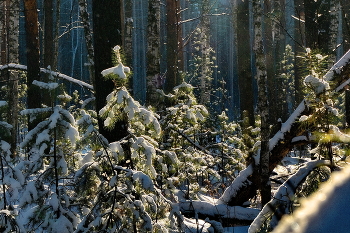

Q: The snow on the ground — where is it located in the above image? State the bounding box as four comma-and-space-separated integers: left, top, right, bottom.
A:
224, 226, 249, 233
272, 164, 350, 233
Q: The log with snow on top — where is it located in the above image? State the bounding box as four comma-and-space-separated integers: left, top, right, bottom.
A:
248, 160, 332, 233
0, 63, 94, 90
272, 163, 350, 233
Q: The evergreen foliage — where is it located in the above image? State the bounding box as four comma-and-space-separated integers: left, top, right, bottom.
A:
1, 44, 350, 233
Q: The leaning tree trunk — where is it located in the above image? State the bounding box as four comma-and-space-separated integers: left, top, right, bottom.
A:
23, 0, 41, 131
220, 50, 350, 206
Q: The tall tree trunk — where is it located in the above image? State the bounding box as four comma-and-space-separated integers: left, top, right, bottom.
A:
294, 0, 305, 105
304, 0, 319, 50
146, 0, 161, 105
122, 0, 133, 64
44, 0, 54, 70
253, 0, 271, 207
198, 0, 211, 105
43, 0, 55, 108
329, 0, 340, 64
54, 0, 60, 68
92, 0, 128, 142
1, 0, 20, 156
23, 0, 41, 130
305, 0, 331, 53
236, 0, 255, 127
79, 0, 95, 86
164, 0, 183, 93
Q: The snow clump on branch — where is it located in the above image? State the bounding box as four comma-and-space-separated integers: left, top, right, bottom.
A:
304, 75, 330, 94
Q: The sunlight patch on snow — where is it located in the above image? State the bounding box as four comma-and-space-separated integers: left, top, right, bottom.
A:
273, 164, 350, 233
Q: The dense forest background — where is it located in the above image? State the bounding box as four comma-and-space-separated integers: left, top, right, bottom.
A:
1, 0, 350, 232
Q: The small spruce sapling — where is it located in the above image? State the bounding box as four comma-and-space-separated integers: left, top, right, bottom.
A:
18, 80, 79, 231
76, 45, 170, 232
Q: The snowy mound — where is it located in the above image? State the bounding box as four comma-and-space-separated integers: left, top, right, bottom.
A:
273, 165, 350, 233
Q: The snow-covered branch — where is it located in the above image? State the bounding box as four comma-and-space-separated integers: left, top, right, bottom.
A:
219, 164, 254, 204
0, 63, 93, 90
217, 49, 350, 207
179, 199, 260, 221
248, 160, 332, 233
273, 164, 350, 233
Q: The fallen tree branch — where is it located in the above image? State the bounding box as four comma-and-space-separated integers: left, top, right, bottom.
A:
248, 160, 332, 233
179, 197, 260, 222
0, 63, 94, 90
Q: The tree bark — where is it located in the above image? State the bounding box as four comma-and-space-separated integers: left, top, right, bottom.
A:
92, 0, 128, 142
23, 0, 41, 130
44, 0, 54, 70
79, 0, 95, 86
294, 0, 305, 105
253, 0, 271, 207
0, 0, 20, 156
236, 0, 255, 127
329, 0, 340, 64
164, 0, 183, 93
146, 0, 160, 105
304, 0, 331, 53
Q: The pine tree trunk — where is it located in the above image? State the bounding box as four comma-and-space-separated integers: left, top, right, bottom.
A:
329, 0, 340, 64
2, 0, 20, 156
44, 0, 54, 70
122, 0, 133, 64
198, 0, 211, 105
42, 0, 55, 108
54, 0, 60, 67
92, 0, 128, 143
164, 0, 183, 93
253, 0, 271, 207
146, 0, 160, 105
294, 0, 305, 105
23, 0, 41, 131
79, 0, 95, 86
236, 0, 255, 127
305, 0, 331, 53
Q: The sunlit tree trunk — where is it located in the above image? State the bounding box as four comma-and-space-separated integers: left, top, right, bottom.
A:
146, 0, 161, 105
24, 0, 41, 131
329, 0, 340, 64
236, 0, 255, 127
164, 0, 183, 93
198, 0, 211, 105
253, 0, 271, 207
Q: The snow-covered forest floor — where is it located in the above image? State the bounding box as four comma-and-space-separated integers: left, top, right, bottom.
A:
1, 47, 350, 232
